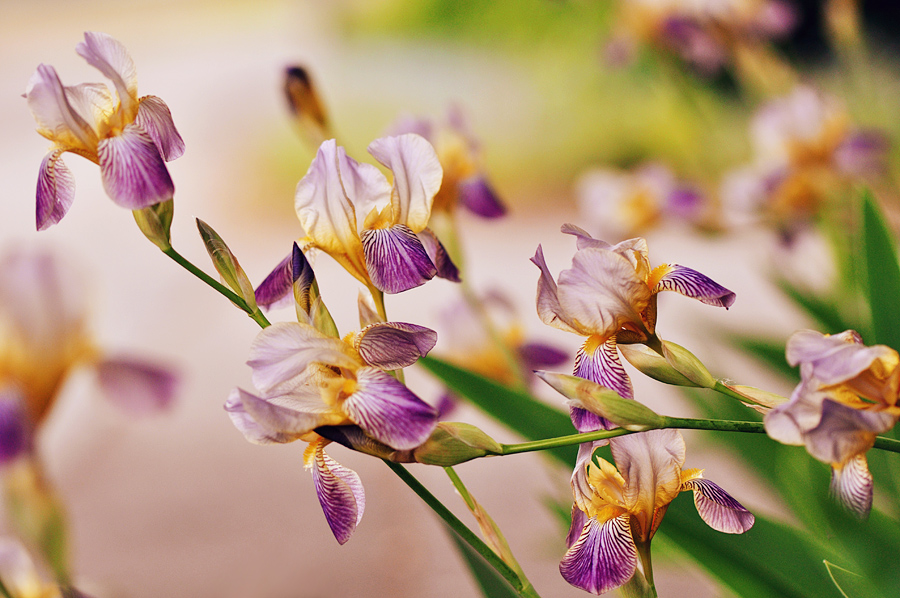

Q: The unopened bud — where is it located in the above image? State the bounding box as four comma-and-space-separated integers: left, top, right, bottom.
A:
133, 200, 174, 251
197, 219, 257, 310
412, 422, 502, 466
535, 371, 665, 431
620, 341, 715, 389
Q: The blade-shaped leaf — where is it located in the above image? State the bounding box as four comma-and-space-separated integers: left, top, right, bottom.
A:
448, 530, 521, 598
861, 190, 900, 352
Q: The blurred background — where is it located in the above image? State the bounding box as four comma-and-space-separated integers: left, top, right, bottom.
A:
2, 0, 900, 596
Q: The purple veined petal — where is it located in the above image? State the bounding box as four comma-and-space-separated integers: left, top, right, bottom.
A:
76, 32, 138, 117
254, 252, 293, 310
682, 477, 755, 533
342, 367, 438, 450
566, 505, 587, 549
98, 123, 174, 208
518, 342, 569, 370
559, 515, 637, 595
785, 329, 896, 391
0, 390, 32, 466
571, 441, 608, 512
801, 398, 895, 465
356, 322, 437, 369
247, 322, 358, 394
574, 338, 634, 417
310, 442, 365, 544
135, 95, 185, 161
225, 388, 320, 445
651, 264, 735, 308
361, 224, 437, 294
25, 65, 99, 149
36, 150, 76, 231
416, 228, 460, 282
95, 356, 178, 415
458, 175, 506, 218
367, 134, 443, 232
560, 223, 610, 250
611, 430, 685, 526
531, 245, 579, 334
830, 454, 873, 518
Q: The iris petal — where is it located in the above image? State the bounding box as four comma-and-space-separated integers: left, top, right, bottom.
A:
311, 443, 365, 544
802, 398, 893, 465
361, 224, 437, 294
342, 367, 437, 450
225, 388, 319, 444
560, 516, 637, 595
367, 134, 442, 232
95, 356, 178, 415
35, 150, 75, 231
683, 478, 755, 533
416, 228, 461, 282
830, 455, 873, 518
97, 123, 174, 208
531, 245, 579, 334
76, 32, 138, 117
458, 175, 505, 218
254, 252, 293, 310
356, 322, 437, 369
135, 95, 185, 161
651, 264, 736, 308
25, 65, 98, 149
571, 338, 633, 432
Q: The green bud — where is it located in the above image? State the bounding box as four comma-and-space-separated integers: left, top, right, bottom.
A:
535, 371, 665, 431
620, 341, 716, 389
720, 382, 787, 409
413, 422, 503, 466
196, 219, 257, 310
661, 341, 716, 388
133, 200, 174, 251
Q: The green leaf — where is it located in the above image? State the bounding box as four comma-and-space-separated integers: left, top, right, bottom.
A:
448, 530, 521, 598
730, 336, 798, 381
775, 279, 859, 335
418, 356, 577, 465
861, 189, 900, 352
824, 561, 882, 598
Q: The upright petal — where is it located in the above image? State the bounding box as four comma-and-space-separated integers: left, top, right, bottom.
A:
649, 264, 736, 308
682, 477, 755, 533
560, 516, 637, 595
361, 225, 437, 294
368, 134, 442, 231
356, 322, 437, 369
94, 356, 178, 415
560, 223, 611, 250
25, 65, 98, 149
254, 252, 293, 310
309, 442, 365, 544
830, 455, 873, 518
458, 176, 506, 218
135, 95, 185, 161
97, 124, 174, 208
531, 245, 579, 334
35, 150, 76, 231
247, 322, 358, 394
342, 368, 437, 450
76, 32, 138, 119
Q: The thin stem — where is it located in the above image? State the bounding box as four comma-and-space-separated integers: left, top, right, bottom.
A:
384, 461, 541, 598
636, 541, 658, 598
162, 247, 270, 328
445, 466, 477, 511
662, 416, 767, 434
0, 577, 12, 598
500, 428, 632, 455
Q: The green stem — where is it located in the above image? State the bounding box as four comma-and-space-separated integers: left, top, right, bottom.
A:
384, 461, 541, 598
0, 577, 12, 598
635, 541, 658, 598
500, 428, 632, 455
162, 247, 270, 328
713, 380, 760, 405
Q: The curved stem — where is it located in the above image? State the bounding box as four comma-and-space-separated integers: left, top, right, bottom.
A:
162, 247, 270, 328
384, 461, 541, 598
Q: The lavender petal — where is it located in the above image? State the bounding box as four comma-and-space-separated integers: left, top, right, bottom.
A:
95, 356, 179, 415
135, 95, 185, 161
416, 228, 461, 282
652, 264, 735, 308
255, 252, 293, 310
356, 322, 437, 369
98, 124, 174, 208
458, 175, 506, 218
830, 455, 873, 518
310, 443, 365, 544
36, 150, 76, 231
361, 224, 437, 294
560, 516, 637, 595
0, 391, 32, 465
683, 477, 755, 533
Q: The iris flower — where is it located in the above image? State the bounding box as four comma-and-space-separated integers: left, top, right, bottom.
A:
25, 32, 184, 230
532, 224, 734, 431
562, 430, 754, 595
225, 320, 439, 542
295, 134, 458, 295
765, 329, 900, 516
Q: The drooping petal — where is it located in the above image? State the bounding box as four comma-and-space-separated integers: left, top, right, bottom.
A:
247, 322, 358, 394
0, 391, 32, 465
97, 123, 174, 208
801, 398, 894, 465
682, 477, 755, 533
94, 356, 178, 415
75, 32, 139, 118
517, 342, 569, 370
309, 442, 365, 544
356, 322, 437, 369
361, 225, 437, 294
830, 455, 873, 518
566, 505, 588, 549
649, 264, 736, 308
367, 134, 442, 232
254, 252, 293, 310
225, 388, 327, 444
763, 379, 823, 445
35, 150, 76, 231
25, 65, 98, 149
342, 367, 437, 450
135, 95, 185, 161
559, 516, 637, 595
458, 175, 505, 218
531, 245, 579, 334
557, 247, 651, 338
416, 228, 461, 282
575, 337, 634, 401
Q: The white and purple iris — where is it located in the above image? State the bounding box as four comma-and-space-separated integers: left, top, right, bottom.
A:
532, 225, 734, 431
25, 32, 184, 230
562, 430, 754, 595
764, 329, 900, 517
225, 320, 440, 543
295, 135, 459, 295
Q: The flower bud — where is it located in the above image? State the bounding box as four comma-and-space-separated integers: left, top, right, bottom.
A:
619, 341, 716, 389
721, 383, 787, 410
133, 200, 174, 251
315, 425, 415, 462
535, 371, 665, 431
412, 422, 502, 466
196, 218, 257, 310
